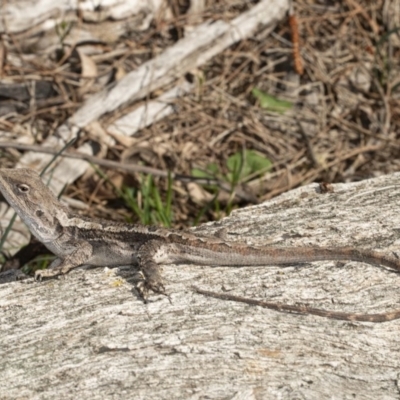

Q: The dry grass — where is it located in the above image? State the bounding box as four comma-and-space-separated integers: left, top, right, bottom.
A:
1, 0, 400, 227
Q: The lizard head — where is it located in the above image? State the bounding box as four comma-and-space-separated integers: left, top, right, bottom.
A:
0, 168, 64, 241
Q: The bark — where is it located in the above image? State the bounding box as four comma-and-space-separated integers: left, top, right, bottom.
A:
1, 173, 400, 399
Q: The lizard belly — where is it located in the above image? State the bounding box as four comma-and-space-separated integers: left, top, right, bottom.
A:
88, 241, 139, 266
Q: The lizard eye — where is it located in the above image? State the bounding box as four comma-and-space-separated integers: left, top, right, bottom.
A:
17, 184, 30, 193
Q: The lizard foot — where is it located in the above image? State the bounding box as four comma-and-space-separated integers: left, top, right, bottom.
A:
34, 268, 62, 281
136, 279, 166, 302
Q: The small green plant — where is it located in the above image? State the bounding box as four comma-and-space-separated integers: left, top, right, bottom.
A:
55, 20, 73, 48
192, 149, 272, 217
23, 255, 55, 275
193, 149, 271, 186
251, 87, 293, 113
119, 173, 173, 228
226, 150, 272, 184
89, 166, 174, 228
0, 213, 17, 256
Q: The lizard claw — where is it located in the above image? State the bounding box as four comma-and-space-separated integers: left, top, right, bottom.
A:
136, 279, 166, 302
34, 268, 61, 281
34, 270, 43, 282
148, 280, 166, 295
136, 281, 149, 302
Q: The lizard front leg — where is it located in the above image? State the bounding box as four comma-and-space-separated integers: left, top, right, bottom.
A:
136, 240, 167, 301
35, 242, 93, 280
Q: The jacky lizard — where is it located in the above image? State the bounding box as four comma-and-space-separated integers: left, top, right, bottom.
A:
1, 168, 399, 322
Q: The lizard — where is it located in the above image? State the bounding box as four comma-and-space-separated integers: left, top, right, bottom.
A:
1, 167, 400, 322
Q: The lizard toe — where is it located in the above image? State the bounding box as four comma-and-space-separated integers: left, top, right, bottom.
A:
34, 270, 43, 281
148, 280, 165, 295
136, 281, 149, 302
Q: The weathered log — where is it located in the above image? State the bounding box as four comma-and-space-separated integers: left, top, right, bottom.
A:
1, 173, 400, 398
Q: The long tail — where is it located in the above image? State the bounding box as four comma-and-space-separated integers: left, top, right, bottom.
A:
176, 244, 400, 272
188, 246, 400, 323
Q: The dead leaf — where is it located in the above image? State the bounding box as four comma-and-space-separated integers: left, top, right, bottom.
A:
76, 48, 98, 78
0, 38, 6, 76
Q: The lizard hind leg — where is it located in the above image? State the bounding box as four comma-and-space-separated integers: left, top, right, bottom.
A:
136, 240, 167, 301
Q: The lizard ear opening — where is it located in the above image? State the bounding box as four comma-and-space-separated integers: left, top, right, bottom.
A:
17, 184, 30, 193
